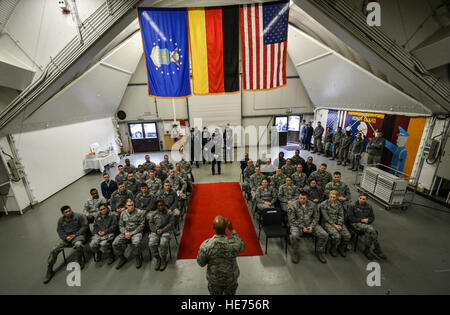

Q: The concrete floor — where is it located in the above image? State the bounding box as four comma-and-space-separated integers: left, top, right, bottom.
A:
0, 147, 450, 294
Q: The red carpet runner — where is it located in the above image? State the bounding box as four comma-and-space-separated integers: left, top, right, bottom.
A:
177, 182, 263, 259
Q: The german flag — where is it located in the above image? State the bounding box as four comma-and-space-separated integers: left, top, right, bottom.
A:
188, 6, 239, 95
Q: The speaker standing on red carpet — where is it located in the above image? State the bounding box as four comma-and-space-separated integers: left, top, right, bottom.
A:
197, 216, 246, 295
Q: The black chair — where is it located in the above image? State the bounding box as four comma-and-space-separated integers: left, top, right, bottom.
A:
258, 208, 288, 256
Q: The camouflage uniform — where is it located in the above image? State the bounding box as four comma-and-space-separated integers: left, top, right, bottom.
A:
291, 171, 307, 190
83, 196, 107, 217
278, 184, 299, 212
135, 191, 156, 213
350, 137, 364, 170
48, 212, 88, 267
331, 131, 343, 160
324, 181, 351, 203
324, 130, 334, 156
125, 178, 140, 196
145, 177, 162, 195
347, 201, 379, 249
197, 230, 246, 295
303, 185, 323, 203
155, 170, 167, 183
270, 173, 287, 192
367, 137, 386, 165
110, 189, 134, 215
89, 209, 117, 256
241, 165, 255, 195
319, 200, 351, 248
134, 171, 149, 183
166, 174, 187, 209
249, 173, 266, 200
160, 161, 174, 173
256, 157, 267, 167
180, 160, 193, 177
124, 164, 136, 174
281, 164, 295, 177
288, 200, 328, 254
338, 136, 352, 166
115, 171, 128, 184
312, 125, 324, 153
255, 186, 277, 214
143, 160, 156, 172
290, 155, 305, 167
308, 170, 332, 190
147, 209, 175, 260
158, 189, 180, 217
112, 208, 145, 257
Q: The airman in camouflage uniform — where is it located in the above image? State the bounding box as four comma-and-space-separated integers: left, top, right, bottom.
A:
147, 200, 175, 271
338, 131, 352, 166
304, 180, 323, 203
160, 155, 174, 173
125, 172, 140, 195
197, 217, 246, 295
154, 164, 167, 182
270, 168, 287, 192
166, 169, 187, 210
281, 159, 295, 177
145, 170, 162, 195
308, 164, 332, 190
290, 149, 305, 167
291, 164, 307, 190
312, 121, 324, 153
347, 192, 387, 260
278, 177, 298, 212
349, 132, 364, 171
115, 165, 128, 183
90, 203, 117, 264
83, 188, 107, 222
134, 165, 149, 183
241, 160, 255, 198
110, 182, 134, 216
319, 191, 351, 257
158, 181, 181, 235
323, 127, 334, 157
288, 193, 328, 264
367, 131, 386, 165
143, 154, 156, 172
113, 199, 145, 269
175, 162, 192, 193
249, 167, 265, 200
330, 127, 343, 160
255, 179, 277, 216
324, 172, 351, 214
123, 159, 136, 174
134, 183, 156, 213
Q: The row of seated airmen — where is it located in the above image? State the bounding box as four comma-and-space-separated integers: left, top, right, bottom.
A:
43, 154, 194, 284
240, 150, 387, 264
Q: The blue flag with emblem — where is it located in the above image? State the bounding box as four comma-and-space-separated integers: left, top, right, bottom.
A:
138, 7, 191, 98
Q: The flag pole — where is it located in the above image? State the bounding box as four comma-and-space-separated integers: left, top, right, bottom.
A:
172, 99, 177, 122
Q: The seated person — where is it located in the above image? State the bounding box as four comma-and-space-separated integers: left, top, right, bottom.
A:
154, 164, 168, 182
288, 192, 328, 264
256, 152, 268, 167
319, 190, 351, 258
290, 149, 306, 167
260, 158, 276, 180
273, 151, 286, 169
254, 179, 277, 219
135, 165, 149, 183
281, 158, 295, 177
240, 153, 250, 176
166, 168, 187, 211
175, 162, 192, 194
249, 166, 265, 200
324, 171, 351, 207
90, 203, 117, 264
278, 177, 298, 212
112, 199, 145, 269
83, 188, 107, 223
158, 181, 181, 235
270, 168, 287, 192
135, 183, 156, 214
146, 170, 162, 195
123, 158, 136, 174
179, 155, 194, 182
347, 193, 387, 260
303, 156, 317, 178
147, 200, 175, 272
101, 172, 118, 203
110, 182, 134, 217
242, 160, 255, 197
291, 164, 307, 191
308, 163, 332, 190
115, 165, 128, 184
125, 172, 140, 196
44, 206, 88, 284
143, 154, 156, 172
160, 154, 174, 173
303, 179, 323, 203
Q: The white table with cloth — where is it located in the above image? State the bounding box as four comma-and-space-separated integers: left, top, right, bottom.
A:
83, 152, 120, 172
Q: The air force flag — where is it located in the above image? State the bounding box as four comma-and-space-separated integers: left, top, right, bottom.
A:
138, 7, 191, 98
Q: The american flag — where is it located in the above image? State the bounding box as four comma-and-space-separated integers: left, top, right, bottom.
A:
240, 2, 289, 91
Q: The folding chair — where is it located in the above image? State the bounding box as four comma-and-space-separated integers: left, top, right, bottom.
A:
258, 208, 288, 256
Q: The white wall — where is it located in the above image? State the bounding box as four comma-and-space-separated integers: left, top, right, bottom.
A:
13, 117, 118, 203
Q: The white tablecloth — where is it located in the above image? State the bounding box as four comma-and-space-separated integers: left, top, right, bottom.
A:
83, 153, 120, 172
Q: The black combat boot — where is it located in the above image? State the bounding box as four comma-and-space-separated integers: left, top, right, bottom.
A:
94, 251, 102, 262
373, 242, 387, 260
107, 254, 116, 265
116, 255, 127, 269
160, 257, 167, 271
76, 250, 85, 270
291, 252, 300, 264
330, 244, 339, 257
316, 252, 327, 263
43, 266, 54, 284
154, 257, 161, 270
338, 244, 347, 257
135, 252, 143, 269
363, 247, 375, 260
